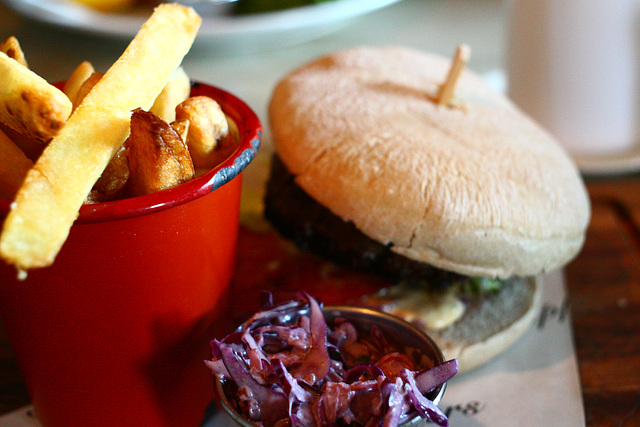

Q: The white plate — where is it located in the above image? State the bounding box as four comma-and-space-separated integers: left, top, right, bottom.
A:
2, 0, 402, 51
573, 144, 640, 176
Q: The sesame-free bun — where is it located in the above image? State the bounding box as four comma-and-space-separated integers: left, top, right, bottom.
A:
269, 46, 590, 279
427, 275, 542, 372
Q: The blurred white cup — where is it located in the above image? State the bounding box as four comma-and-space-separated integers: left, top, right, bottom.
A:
506, 0, 640, 156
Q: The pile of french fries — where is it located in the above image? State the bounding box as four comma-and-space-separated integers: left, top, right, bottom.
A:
0, 4, 235, 275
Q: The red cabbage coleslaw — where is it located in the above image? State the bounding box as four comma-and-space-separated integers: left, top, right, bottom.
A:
206, 292, 457, 426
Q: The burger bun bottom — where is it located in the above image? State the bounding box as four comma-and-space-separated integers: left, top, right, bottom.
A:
391, 276, 542, 373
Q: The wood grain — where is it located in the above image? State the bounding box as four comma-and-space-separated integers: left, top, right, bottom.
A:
565, 177, 640, 426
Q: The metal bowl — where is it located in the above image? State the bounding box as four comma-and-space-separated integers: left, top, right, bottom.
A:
214, 305, 448, 426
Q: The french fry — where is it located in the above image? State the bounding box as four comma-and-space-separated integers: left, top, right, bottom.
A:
150, 66, 191, 123
63, 61, 95, 106
0, 128, 33, 200
126, 109, 194, 197
0, 36, 28, 68
175, 95, 228, 169
73, 71, 104, 109
0, 4, 202, 271
0, 51, 72, 142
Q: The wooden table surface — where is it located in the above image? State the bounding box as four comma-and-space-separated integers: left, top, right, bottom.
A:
1, 175, 639, 426
564, 176, 640, 426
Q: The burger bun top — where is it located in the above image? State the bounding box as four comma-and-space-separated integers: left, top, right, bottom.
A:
268, 46, 590, 279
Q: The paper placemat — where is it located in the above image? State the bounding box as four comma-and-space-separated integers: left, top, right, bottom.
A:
436, 269, 585, 425
0, 270, 584, 426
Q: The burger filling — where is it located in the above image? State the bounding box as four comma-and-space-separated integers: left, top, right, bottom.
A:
264, 155, 511, 331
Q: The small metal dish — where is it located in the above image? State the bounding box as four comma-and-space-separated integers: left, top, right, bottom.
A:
215, 305, 448, 426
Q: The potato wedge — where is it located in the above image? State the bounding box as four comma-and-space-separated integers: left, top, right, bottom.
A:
175, 95, 228, 169
0, 122, 43, 161
0, 51, 72, 142
150, 66, 191, 123
170, 119, 190, 142
63, 61, 95, 106
0, 36, 28, 68
86, 144, 130, 203
0, 4, 202, 270
0, 128, 33, 200
127, 109, 194, 197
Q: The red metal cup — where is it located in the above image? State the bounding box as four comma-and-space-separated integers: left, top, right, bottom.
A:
0, 82, 261, 426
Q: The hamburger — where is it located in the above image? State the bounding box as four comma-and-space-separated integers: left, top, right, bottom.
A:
263, 46, 590, 372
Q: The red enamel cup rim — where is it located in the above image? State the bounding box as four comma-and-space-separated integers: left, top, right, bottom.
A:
0, 81, 262, 224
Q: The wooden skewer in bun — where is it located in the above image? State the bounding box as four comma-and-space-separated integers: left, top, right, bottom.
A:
436, 44, 471, 106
